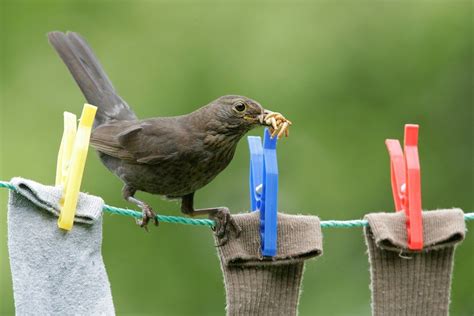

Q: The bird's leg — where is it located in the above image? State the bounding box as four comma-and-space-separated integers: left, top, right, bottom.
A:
181, 193, 242, 245
122, 185, 159, 230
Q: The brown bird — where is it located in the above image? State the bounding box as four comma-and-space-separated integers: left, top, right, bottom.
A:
48, 31, 290, 242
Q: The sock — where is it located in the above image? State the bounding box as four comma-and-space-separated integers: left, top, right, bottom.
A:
216, 211, 323, 316
364, 209, 466, 316
7, 178, 115, 315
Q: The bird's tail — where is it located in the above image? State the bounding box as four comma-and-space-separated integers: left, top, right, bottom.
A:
48, 31, 137, 127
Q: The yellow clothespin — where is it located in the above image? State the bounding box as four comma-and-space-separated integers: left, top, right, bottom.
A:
57, 104, 97, 230
55, 112, 77, 187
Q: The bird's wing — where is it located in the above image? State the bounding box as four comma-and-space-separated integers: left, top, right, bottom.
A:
90, 119, 191, 164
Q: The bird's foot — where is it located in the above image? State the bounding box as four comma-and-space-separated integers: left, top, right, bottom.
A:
135, 204, 159, 231
210, 207, 242, 246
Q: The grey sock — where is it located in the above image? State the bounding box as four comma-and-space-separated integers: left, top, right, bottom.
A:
8, 177, 115, 315
216, 211, 323, 316
364, 209, 466, 316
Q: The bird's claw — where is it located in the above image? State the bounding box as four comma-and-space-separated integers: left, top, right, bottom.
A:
136, 204, 159, 231
210, 207, 242, 246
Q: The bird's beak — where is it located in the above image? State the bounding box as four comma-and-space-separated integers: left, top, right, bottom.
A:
245, 110, 268, 125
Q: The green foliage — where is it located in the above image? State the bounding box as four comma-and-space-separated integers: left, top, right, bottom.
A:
1, 1, 472, 315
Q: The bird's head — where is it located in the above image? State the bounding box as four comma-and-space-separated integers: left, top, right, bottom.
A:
207, 95, 268, 134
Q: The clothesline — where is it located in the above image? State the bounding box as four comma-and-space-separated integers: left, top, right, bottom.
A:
1, 181, 473, 228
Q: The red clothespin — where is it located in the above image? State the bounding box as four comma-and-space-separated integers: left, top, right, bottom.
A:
385, 124, 423, 250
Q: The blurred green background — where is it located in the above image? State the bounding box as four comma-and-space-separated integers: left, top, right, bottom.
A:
1, 1, 472, 315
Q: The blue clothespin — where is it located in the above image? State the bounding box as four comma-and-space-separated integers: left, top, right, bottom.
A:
248, 128, 278, 257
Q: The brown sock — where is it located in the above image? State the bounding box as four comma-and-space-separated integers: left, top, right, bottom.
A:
364, 209, 466, 316
216, 211, 322, 316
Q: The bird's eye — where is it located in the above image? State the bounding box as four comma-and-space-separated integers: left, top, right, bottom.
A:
234, 103, 247, 112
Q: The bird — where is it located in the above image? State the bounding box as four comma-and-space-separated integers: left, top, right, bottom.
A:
47, 31, 291, 243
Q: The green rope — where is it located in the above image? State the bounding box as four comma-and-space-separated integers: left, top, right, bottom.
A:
320, 219, 368, 228
1, 181, 473, 228
464, 212, 474, 221
0, 181, 17, 191
103, 204, 215, 227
